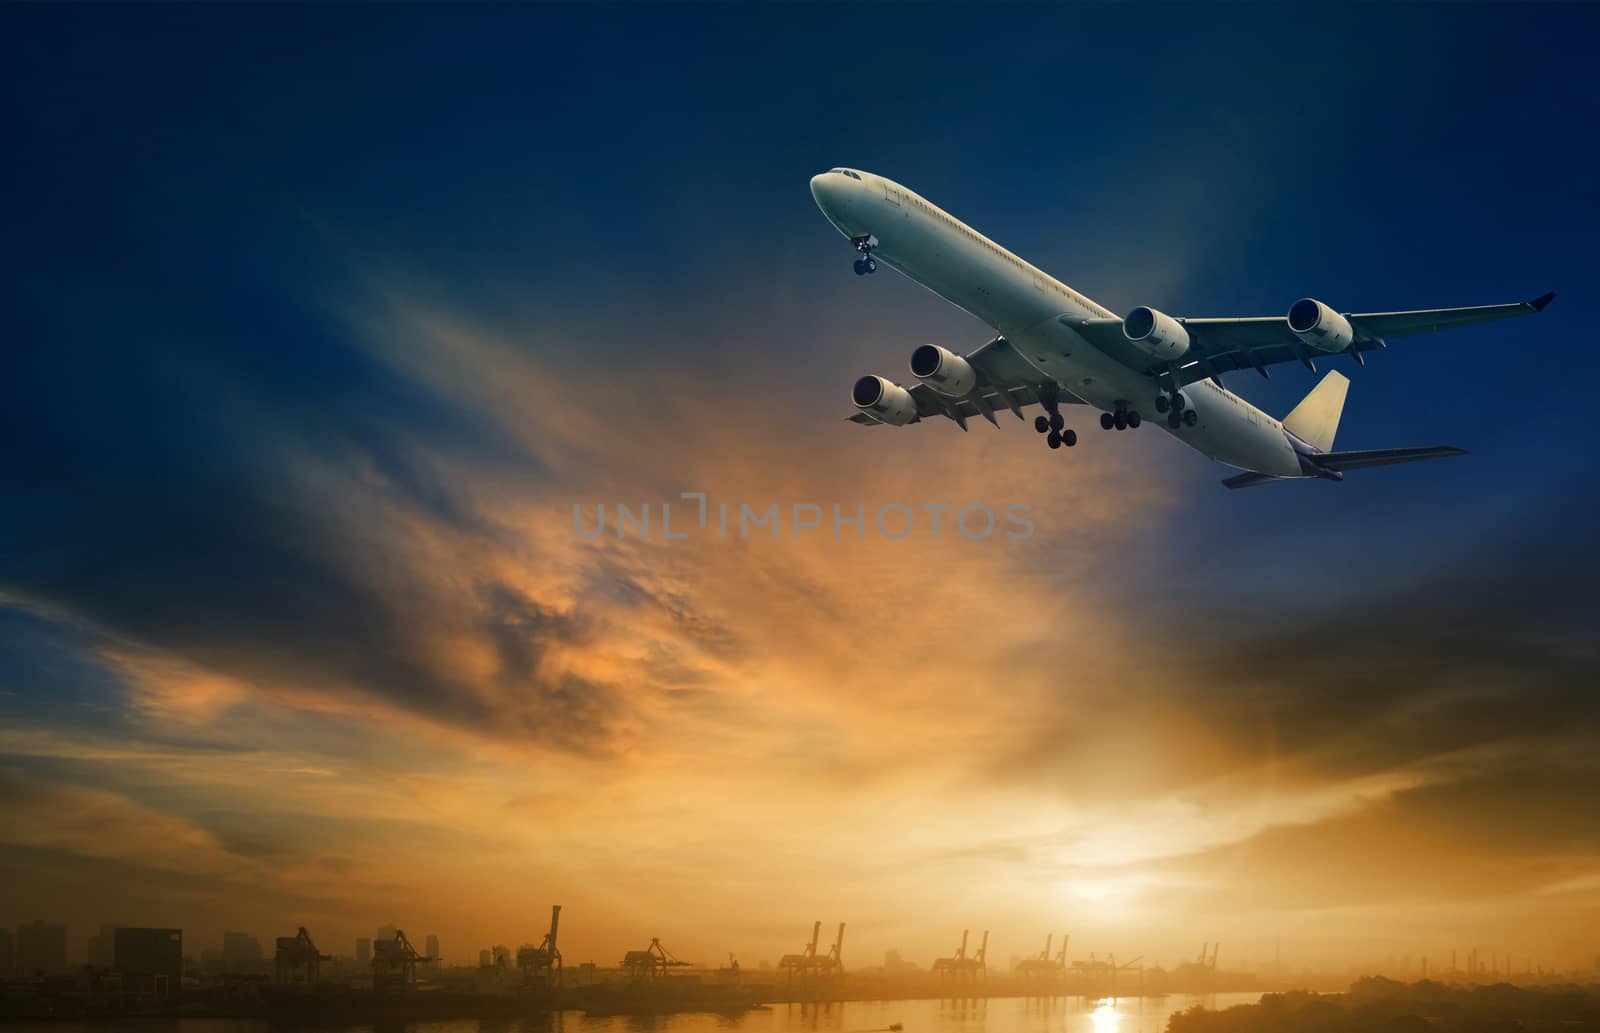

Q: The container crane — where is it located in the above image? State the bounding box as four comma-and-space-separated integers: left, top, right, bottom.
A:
621, 937, 689, 981
516, 904, 564, 987
372, 930, 432, 994
272, 927, 330, 985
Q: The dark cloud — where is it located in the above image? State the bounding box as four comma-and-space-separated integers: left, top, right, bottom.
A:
989, 483, 1600, 800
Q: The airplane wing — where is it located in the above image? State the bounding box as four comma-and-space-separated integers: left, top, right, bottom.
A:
1069, 292, 1554, 388
848, 336, 1085, 428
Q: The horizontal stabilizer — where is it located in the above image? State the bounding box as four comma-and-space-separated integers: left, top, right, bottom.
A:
1221, 471, 1284, 490
1315, 445, 1466, 472
1221, 446, 1466, 488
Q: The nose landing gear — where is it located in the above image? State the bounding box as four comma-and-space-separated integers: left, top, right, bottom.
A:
850, 235, 878, 275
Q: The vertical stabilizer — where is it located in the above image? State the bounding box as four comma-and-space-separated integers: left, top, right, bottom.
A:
1283, 370, 1349, 452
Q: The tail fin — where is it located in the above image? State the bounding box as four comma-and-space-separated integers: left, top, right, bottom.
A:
1283, 370, 1349, 452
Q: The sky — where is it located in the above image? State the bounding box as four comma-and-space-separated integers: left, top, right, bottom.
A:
3, 4, 1599, 974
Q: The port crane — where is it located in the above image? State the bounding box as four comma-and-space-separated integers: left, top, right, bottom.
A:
517, 905, 564, 987
272, 927, 330, 984
933, 929, 988, 980
779, 921, 845, 982
622, 938, 690, 981
372, 930, 433, 994
1017, 933, 1068, 979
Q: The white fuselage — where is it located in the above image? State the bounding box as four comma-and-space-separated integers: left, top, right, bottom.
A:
810, 169, 1304, 477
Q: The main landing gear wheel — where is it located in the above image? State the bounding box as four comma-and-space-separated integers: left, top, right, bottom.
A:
1154, 394, 1170, 414
1183, 408, 1198, 427
1038, 391, 1076, 452
1103, 401, 1142, 431
1168, 411, 1182, 429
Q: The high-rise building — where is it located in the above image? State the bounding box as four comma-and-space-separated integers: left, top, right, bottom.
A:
222, 931, 263, 966
356, 937, 372, 966
0, 927, 14, 977
114, 928, 182, 1002
87, 924, 122, 969
375, 925, 397, 945
15, 921, 67, 975
425, 935, 440, 965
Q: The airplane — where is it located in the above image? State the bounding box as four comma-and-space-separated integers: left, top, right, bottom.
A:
809, 167, 1554, 488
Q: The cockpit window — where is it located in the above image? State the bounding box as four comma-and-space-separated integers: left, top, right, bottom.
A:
828, 169, 863, 180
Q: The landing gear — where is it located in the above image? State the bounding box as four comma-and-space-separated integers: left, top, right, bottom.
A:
850, 235, 878, 275
1101, 402, 1142, 431
1161, 388, 1190, 428
1038, 390, 1076, 452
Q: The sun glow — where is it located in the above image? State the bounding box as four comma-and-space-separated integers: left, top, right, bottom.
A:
1091, 1002, 1122, 1033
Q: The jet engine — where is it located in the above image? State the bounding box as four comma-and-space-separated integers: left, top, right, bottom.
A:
1122, 306, 1191, 361
909, 344, 976, 397
852, 374, 918, 426
1287, 298, 1354, 353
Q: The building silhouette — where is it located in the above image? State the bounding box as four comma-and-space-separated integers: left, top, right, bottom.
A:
115, 928, 182, 1003
222, 931, 263, 966
356, 937, 372, 966
0, 927, 13, 977
15, 921, 67, 975
87, 924, 122, 969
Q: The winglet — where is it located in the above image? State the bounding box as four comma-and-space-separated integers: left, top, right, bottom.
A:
1528, 291, 1556, 312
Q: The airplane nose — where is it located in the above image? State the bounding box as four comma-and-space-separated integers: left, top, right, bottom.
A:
809, 173, 835, 208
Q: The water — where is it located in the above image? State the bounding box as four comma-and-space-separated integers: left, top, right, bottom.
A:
9, 994, 1268, 1033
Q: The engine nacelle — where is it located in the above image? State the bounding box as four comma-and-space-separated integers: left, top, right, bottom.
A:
852, 374, 917, 426
1287, 298, 1354, 353
1122, 306, 1191, 361
909, 344, 976, 397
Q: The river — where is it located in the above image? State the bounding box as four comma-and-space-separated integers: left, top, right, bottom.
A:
3, 993, 1269, 1033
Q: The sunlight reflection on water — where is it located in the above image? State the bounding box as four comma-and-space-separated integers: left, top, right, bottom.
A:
14, 994, 1265, 1033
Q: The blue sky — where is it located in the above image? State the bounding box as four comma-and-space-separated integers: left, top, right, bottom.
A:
2, 5, 1598, 969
